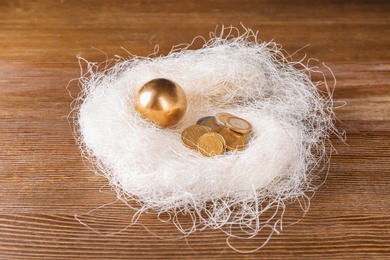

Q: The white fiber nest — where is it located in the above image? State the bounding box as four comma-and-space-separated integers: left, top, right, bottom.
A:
71, 26, 337, 251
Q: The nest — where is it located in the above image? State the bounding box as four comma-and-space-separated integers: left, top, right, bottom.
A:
71, 26, 338, 251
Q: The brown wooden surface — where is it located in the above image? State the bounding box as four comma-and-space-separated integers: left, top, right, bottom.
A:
1, 0, 389, 259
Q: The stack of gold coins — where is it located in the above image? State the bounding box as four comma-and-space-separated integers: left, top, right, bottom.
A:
181, 113, 252, 157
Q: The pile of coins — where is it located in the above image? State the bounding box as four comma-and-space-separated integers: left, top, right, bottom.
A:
181, 113, 252, 157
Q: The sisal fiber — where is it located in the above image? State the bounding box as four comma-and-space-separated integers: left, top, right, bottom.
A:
71, 26, 338, 251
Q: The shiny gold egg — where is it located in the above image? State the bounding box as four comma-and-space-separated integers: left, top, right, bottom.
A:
135, 78, 187, 127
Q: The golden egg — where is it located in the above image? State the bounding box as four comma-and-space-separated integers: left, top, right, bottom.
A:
135, 78, 187, 127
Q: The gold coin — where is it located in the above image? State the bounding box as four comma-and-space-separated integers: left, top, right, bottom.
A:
197, 132, 225, 157
206, 132, 226, 148
215, 112, 234, 126
225, 116, 252, 134
211, 125, 225, 133
181, 125, 211, 150
196, 116, 220, 129
219, 127, 247, 151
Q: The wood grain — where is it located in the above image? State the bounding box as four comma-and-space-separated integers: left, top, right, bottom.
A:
1, 0, 389, 259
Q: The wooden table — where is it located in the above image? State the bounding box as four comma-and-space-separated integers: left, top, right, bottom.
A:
1, 1, 389, 259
